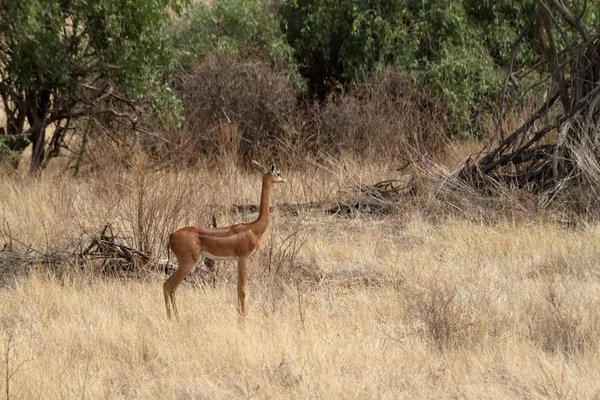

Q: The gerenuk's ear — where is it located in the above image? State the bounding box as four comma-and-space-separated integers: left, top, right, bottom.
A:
251, 160, 266, 172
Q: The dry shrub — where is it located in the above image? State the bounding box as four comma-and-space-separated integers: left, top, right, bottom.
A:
543, 135, 600, 219
299, 69, 450, 163
247, 218, 314, 315
60, 117, 143, 175
405, 274, 498, 351
150, 56, 450, 169
161, 54, 297, 167
429, 120, 600, 222
527, 285, 600, 355
255, 222, 309, 278
114, 171, 198, 260
419, 158, 555, 222
74, 169, 213, 273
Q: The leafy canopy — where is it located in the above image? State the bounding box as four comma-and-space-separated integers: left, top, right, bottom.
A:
277, 0, 538, 134
172, 0, 303, 87
0, 0, 185, 167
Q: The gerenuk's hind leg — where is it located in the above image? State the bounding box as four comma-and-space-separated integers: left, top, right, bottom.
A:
164, 255, 196, 321
163, 283, 172, 320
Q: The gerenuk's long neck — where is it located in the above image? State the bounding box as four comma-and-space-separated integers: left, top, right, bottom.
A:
253, 174, 272, 236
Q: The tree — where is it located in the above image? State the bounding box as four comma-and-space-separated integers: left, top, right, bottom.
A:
278, 0, 414, 100
462, 0, 600, 194
0, 0, 184, 173
276, 0, 537, 135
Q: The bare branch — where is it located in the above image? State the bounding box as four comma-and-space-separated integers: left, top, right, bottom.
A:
540, 0, 571, 112
549, 0, 590, 42
463, 0, 600, 194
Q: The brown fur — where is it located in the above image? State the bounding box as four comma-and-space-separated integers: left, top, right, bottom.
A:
163, 163, 285, 320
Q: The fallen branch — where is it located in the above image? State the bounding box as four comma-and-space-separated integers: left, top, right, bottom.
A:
76, 223, 150, 274
461, 1, 600, 196
232, 177, 415, 217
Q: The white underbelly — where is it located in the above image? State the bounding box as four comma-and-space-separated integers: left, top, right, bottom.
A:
200, 249, 238, 261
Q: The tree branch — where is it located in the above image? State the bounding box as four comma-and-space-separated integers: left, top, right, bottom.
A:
481, 91, 560, 167
549, 0, 590, 42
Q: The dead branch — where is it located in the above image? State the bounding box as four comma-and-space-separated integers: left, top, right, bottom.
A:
76, 223, 150, 274
462, 0, 600, 196
0, 223, 152, 281
232, 177, 415, 217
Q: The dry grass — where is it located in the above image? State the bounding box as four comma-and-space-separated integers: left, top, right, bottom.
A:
1, 162, 600, 399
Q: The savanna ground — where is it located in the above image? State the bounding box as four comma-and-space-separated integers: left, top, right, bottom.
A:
1, 154, 600, 399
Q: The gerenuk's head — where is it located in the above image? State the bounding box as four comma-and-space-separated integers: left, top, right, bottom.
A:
251, 160, 286, 184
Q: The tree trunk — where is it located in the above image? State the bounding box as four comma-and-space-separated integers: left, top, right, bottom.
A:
28, 125, 46, 176
26, 88, 51, 176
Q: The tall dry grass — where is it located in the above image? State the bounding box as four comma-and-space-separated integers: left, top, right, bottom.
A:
1, 162, 600, 398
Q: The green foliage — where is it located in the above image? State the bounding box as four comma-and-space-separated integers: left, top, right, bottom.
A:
277, 0, 538, 135
0, 135, 25, 165
4, 0, 182, 97
172, 0, 303, 88
424, 44, 501, 135
169, 0, 544, 135
462, 0, 537, 66
407, 0, 537, 134
277, 0, 416, 98
0, 0, 185, 160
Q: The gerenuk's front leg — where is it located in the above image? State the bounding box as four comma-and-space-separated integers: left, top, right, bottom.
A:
237, 257, 248, 317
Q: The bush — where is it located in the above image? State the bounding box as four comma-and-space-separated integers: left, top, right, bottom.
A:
413, 0, 536, 134
151, 58, 449, 167
172, 0, 303, 88
161, 55, 298, 167
277, 0, 537, 135
424, 43, 501, 136
406, 278, 490, 350
462, 0, 537, 66
527, 285, 600, 355
277, 0, 415, 99
167, 0, 541, 137
0, 0, 186, 172
300, 68, 450, 160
